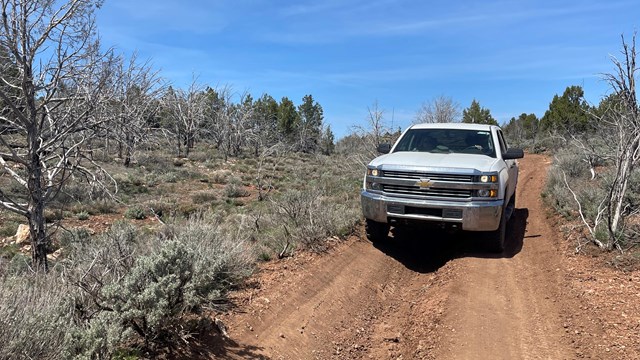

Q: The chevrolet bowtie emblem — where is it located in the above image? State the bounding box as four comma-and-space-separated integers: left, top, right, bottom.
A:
416, 179, 433, 188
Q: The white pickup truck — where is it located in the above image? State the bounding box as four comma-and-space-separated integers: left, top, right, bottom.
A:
361, 122, 524, 252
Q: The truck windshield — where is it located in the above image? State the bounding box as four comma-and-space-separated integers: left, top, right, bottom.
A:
393, 129, 496, 157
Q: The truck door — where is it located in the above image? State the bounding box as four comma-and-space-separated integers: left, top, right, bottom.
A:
497, 130, 518, 200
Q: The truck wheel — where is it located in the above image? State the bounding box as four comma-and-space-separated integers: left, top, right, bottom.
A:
365, 219, 389, 242
505, 193, 516, 221
488, 206, 507, 253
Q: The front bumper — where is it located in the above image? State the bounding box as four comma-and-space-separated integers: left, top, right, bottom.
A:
361, 190, 503, 231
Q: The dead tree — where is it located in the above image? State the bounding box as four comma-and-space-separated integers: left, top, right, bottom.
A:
567, 34, 640, 251
413, 95, 461, 124
108, 53, 164, 166
600, 33, 640, 250
254, 142, 289, 201
162, 78, 206, 157
365, 100, 388, 149
0, 0, 115, 271
205, 87, 255, 161
349, 100, 392, 162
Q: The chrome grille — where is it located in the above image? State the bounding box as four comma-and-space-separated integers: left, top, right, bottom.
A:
382, 170, 472, 182
382, 184, 472, 199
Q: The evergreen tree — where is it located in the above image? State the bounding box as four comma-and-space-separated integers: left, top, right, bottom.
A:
462, 99, 498, 125
298, 94, 324, 152
321, 125, 335, 155
539, 85, 591, 132
254, 93, 279, 145
594, 93, 622, 120
277, 97, 300, 142
503, 113, 539, 145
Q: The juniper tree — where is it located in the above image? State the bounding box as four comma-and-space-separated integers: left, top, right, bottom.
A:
461, 99, 497, 125
297, 94, 323, 153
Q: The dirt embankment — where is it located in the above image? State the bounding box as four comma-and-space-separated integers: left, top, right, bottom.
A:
189, 153, 638, 360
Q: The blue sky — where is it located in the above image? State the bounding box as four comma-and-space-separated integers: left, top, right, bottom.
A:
96, 0, 639, 138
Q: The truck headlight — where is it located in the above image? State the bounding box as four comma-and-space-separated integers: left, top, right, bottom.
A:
367, 168, 380, 177
479, 175, 498, 183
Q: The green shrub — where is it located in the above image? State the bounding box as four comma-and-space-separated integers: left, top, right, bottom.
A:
543, 162, 577, 218
0, 243, 20, 261
269, 187, 360, 252
225, 198, 244, 207
211, 170, 231, 184
172, 158, 185, 167
53, 181, 92, 204
44, 209, 64, 222
0, 275, 74, 360
76, 211, 90, 220
137, 153, 171, 172
88, 199, 119, 214
541, 146, 640, 249
175, 203, 200, 218
146, 201, 173, 219
144, 172, 160, 187
159, 171, 179, 183
233, 164, 250, 174
0, 221, 20, 237
57, 228, 92, 249
556, 153, 590, 178
624, 168, 640, 210
6, 253, 31, 274
65, 216, 254, 355
113, 172, 149, 196
124, 206, 147, 220
242, 158, 257, 167
258, 250, 272, 262
187, 148, 211, 163
95, 240, 202, 345
224, 178, 249, 198
191, 190, 218, 204
6, 181, 28, 203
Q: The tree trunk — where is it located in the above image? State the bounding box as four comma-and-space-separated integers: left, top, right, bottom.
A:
28, 201, 48, 272
124, 132, 132, 167
27, 148, 48, 272
23, 58, 48, 272
608, 140, 637, 249
184, 134, 191, 157
176, 128, 182, 157
118, 139, 123, 159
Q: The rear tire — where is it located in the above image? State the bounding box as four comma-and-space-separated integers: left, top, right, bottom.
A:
365, 219, 390, 242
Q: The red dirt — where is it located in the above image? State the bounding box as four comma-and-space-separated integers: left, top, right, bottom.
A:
194, 153, 640, 359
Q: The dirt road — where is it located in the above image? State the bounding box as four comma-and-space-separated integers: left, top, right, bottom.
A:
213, 153, 576, 359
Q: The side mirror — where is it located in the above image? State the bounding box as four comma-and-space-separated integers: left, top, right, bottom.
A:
377, 143, 391, 154
503, 148, 524, 160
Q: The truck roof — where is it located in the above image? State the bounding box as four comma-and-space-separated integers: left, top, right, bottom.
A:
410, 122, 500, 131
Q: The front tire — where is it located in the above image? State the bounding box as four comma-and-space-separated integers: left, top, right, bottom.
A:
487, 205, 507, 253
365, 219, 390, 242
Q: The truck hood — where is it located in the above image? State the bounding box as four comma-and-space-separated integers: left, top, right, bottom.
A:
369, 152, 501, 173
